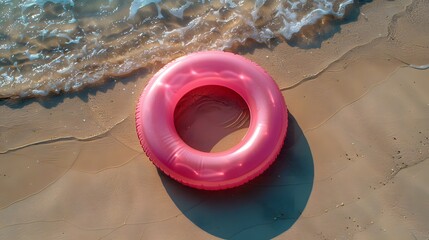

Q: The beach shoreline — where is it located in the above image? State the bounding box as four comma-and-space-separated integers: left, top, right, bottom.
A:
1, 0, 429, 239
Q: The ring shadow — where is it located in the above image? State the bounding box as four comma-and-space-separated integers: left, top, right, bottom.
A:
159, 114, 314, 239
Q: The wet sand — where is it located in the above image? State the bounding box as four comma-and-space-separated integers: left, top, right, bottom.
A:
1, 0, 429, 239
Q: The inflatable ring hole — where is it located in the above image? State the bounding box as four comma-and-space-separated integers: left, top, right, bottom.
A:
174, 85, 250, 153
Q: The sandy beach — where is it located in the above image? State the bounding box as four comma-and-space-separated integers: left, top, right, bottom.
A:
1, 0, 429, 239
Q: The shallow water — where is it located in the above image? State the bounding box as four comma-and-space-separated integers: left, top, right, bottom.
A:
0, 0, 353, 98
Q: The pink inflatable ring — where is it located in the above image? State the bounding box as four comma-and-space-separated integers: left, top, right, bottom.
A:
135, 51, 288, 190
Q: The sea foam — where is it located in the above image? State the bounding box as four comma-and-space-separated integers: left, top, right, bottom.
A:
0, 0, 353, 98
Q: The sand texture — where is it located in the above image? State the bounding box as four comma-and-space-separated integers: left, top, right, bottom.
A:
1, 0, 429, 239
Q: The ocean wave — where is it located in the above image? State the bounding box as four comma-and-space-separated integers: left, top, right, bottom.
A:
0, 0, 353, 98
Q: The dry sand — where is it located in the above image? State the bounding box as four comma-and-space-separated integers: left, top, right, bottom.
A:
1, 0, 429, 239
